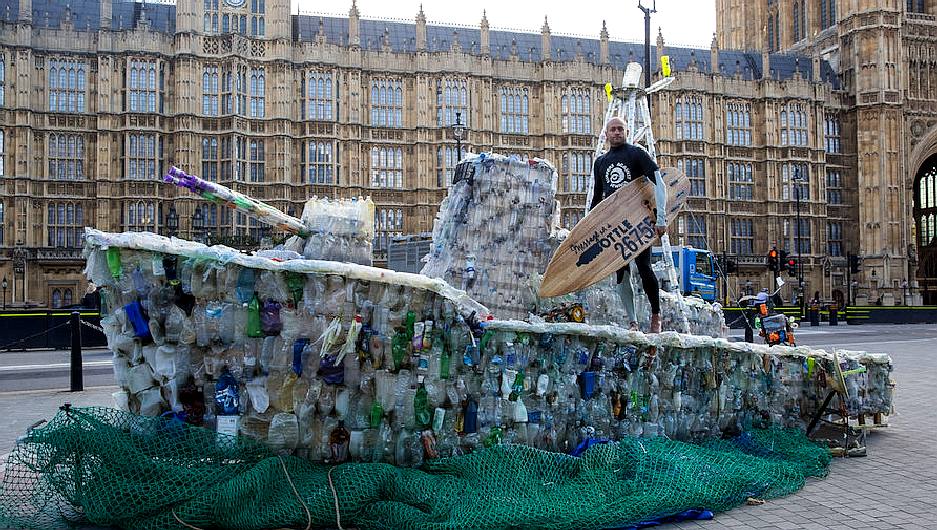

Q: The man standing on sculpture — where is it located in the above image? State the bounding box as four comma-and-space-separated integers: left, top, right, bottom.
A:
589, 117, 667, 333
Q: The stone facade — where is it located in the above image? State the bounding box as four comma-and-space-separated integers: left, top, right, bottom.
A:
718, 0, 937, 305
0, 0, 919, 309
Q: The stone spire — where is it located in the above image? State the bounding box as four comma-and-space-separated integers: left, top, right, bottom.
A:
599, 20, 609, 64
348, 0, 360, 47
18, 0, 31, 24
655, 26, 665, 70
100, 0, 111, 29
415, 4, 426, 51
710, 32, 719, 75
480, 10, 490, 56
541, 16, 551, 61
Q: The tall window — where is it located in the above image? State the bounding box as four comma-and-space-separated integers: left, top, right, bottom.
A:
51, 288, 74, 309
824, 114, 841, 153
682, 213, 708, 249
437, 146, 458, 188
375, 208, 404, 256
820, 0, 837, 28
0, 202, 4, 244
728, 161, 754, 200
47, 202, 84, 247
248, 139, 264, 182
793, 2, 803, 42
562, 152, 592, 193
127, 134, 160, 181
48, 134, 85, 180
235, 212, 269, 242
371, 79, 403, 128
436, 79, 470, 127
675, 95, 703, 141
234, 136, 247, 181
194, 204, 226, 237
677, 158, 706, 197
731, 219, 754, 255
561, 88, 592, 134
0, 130, 4, 177
826, 170, 843, 204
303, 72, 334, 121
725, 102, 752, 146
202, 66, 220, 116
767, 15, 777, 52
201, 136, 221, 181
128, 59, 159, 113
908, 0, 925, 12
249, 67, 265, 118
500, 87, 529, 134
795, 219, 811, 254
304, 141, 335, 184
781, 163, 810, 201
203, 0, 220, 33
250, 0, 265, 36
370, 146, 403, 189
125, 201, 159, 232
828, 222, 843, 257
780, 102, 808, 146
48, 58, 87, 113
0, 53, 6, 107
223, 66, 248, 116
917, 167, 937, 246
563, 211, 584, 229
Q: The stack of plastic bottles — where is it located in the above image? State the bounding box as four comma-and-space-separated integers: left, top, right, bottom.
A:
83, 227, 894, 466
421, 153, 726, 336
283, 196, 375, 265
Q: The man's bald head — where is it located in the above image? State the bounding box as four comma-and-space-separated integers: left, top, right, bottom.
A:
605, 117, 627, 147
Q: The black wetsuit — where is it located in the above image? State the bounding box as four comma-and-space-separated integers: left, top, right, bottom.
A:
589, 143, 661, 314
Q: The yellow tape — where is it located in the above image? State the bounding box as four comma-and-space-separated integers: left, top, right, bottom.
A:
661, 55, 671, 77
604, 82, 613, 102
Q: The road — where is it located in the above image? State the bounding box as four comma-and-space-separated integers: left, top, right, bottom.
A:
0, 348, 114, 392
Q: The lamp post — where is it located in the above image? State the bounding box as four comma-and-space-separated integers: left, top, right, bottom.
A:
1, 276, 7, 310
637, 0, 657, 89
166, 206, 179, 238
451, 111, 466, 162
793, 167, 806, 314
191, 207, 205, 243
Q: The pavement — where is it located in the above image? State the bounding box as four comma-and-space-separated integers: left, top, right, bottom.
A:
0, 324, 936, 529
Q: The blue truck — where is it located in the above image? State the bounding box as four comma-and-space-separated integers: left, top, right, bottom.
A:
650, 246, 718, 302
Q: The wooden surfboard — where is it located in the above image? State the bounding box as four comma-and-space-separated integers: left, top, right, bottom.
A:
539, 166, 690, 298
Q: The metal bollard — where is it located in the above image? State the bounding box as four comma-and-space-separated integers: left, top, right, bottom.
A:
70, 311, 83, 392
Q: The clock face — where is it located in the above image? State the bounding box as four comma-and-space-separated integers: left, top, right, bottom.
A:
224, 0, 246, 7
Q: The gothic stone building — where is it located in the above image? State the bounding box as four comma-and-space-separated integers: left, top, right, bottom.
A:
0, 0, 927, 309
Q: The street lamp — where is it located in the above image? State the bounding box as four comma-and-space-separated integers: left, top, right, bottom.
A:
451, 111, 466, 162
1, 276, 7, 310
165, 206, 179, 238
637, 0, 657, 89
793, 167, 806, 314
191, 207, 205, 242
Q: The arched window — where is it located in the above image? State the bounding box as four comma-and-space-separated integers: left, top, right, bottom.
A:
52, 289, 62, 309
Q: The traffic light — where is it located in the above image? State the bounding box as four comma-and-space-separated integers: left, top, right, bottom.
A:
786, 257, 798, 277
767, 248, 779, 272
848, 253, 860, 274
779, 250, 789, 272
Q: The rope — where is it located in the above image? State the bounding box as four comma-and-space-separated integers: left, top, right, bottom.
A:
79, 320, 105, 334
279, 456, 312, 530
327, 465, 344, 530
171, 510, 204, 530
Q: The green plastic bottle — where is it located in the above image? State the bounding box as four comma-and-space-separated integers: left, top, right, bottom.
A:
246, 294, 263, 338
392, 328, 409, 371
106, 247, 122, 280
404, 311, 416, 340
414, 378, 431, 428
369, 400, 384, 429
285, 272, 304, 303
439, 342, 451, 380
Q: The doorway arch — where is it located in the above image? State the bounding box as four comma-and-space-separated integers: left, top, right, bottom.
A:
913, 153, 937, 304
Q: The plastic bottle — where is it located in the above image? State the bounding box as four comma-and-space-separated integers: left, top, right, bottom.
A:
369, 399, 384, 429
178, 259, 194, 294
438, 340, 450, 380
392, 328, 409, 371
235, 268, 256, 305
463, 397, 478, 434
246, 295, 263, 338
404, 310, 416, 340
106, 247, 122, 279
414, 376, 431, 429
